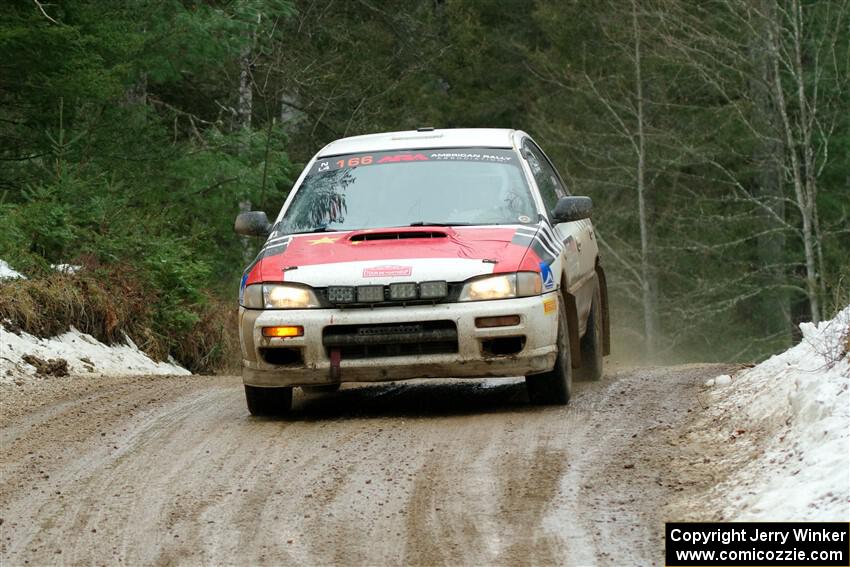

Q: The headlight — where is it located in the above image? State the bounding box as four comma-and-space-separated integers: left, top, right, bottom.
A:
241, 283, 320, 309
242, 284, 263, 308
264, 284, 320, 308
458, 272, 543, 301
460, 274, 515, 301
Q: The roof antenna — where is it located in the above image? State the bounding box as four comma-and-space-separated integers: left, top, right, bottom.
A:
416, 126, 435, 132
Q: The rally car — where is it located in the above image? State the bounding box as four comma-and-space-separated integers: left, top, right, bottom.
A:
235, 128, 610, 415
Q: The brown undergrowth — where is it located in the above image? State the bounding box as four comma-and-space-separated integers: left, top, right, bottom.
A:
0, 264, 238, 374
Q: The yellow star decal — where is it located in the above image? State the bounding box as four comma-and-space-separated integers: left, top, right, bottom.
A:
308, 236, 339, 245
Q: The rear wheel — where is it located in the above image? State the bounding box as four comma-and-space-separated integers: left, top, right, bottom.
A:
577, 283, 604, 381
244, 385, 293, 416
526, 296, 572, 405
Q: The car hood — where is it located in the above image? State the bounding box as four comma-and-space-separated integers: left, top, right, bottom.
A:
242, 225, 551, 288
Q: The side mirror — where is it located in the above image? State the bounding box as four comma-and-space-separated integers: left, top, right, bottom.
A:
235, 211, 272, 237
553, 196, 593, 223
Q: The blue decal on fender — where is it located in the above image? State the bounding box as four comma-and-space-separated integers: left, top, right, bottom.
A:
239, 273, 248, 304
539, 262, 555, 290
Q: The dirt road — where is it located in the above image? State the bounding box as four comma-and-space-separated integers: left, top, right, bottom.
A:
0, 364, 728, 566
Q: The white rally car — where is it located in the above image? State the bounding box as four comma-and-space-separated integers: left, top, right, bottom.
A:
235, 128, 609, 415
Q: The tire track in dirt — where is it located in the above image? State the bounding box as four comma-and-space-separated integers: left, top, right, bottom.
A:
0, 364, 729, 566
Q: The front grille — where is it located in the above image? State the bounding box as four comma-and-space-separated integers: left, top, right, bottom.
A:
322, 320, 458, 359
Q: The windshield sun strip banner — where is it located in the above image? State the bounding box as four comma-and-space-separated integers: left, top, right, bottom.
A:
310, 148, 520, 175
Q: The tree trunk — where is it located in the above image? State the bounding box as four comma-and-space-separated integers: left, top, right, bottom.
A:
632, 0, 657, 357
237, 47, 254, 130
125, 25, 148, 106
752, 0, 792, 343
238, 13, 260, 263
766, 6, 821, 324
789, 0, 826, 318
125, 72, 147, 106
279, 91, 303, 132
237, 14, 260, 131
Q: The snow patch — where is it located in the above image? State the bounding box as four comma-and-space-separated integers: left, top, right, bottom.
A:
705, 306, 849, 521
0, 324, 189, 384
0, 259, 25, 280
705, 374, 732, 387
52, 263, 82, 274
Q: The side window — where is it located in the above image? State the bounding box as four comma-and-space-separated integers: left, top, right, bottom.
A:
523, 140, 566, 215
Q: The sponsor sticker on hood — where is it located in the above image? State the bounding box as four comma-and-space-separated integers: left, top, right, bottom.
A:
362, 265, 413, 278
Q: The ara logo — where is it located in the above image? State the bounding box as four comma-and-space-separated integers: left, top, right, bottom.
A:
377, 153, 429, 163
539, 262, 555, 290
317, 161, 330, 172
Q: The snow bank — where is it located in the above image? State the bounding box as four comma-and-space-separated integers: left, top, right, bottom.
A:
0, 259, 25, 280
0, 259, 81, 279
0, 325, 189, 385
706, 307, 849, 521
1, 258, 187, 382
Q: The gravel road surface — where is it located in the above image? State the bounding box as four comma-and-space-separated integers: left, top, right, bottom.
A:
0, 364, 728, 566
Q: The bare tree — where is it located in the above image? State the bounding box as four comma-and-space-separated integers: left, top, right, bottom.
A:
657, 0, 849, 325
527, 0, 663, 357
631, 0, 658, 355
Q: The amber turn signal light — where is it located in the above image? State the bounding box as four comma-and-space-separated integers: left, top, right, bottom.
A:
262, 326, 304, 338
475, 315, 521, 328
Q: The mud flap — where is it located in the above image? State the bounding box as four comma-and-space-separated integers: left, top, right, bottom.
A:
330, 348, 341, 381
563, 293, 582, 369
596, 264, 611, 356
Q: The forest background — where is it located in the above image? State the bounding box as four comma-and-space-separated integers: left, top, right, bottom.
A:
1, 0, 847, 371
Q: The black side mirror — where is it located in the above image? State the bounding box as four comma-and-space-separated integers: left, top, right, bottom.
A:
235, 211, 272, 237
553, 196, 593, 223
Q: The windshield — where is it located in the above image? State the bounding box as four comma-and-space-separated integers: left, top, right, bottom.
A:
276, 148, 537, 233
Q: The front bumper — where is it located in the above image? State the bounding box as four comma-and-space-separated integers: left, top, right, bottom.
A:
240, 293, 559, 387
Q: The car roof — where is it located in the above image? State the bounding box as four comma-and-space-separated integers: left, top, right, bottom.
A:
316, 128, 519, 157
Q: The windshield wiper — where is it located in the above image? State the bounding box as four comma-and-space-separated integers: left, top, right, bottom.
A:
408, 221, 476, 227
289, 226, 359, 235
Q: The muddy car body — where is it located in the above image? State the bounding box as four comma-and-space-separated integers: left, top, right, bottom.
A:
235, 128, 609, 415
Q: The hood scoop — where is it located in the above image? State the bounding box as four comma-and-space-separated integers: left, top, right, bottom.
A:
349, 230, 448, 242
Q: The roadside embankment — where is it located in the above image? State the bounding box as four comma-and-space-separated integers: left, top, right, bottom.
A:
668, 306, 850, 522
0, 258, 237, 377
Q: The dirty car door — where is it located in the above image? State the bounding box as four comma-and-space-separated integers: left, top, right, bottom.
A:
522, 139, 596, 328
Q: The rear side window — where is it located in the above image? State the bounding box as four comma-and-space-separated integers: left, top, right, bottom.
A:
523, 140, 566, 215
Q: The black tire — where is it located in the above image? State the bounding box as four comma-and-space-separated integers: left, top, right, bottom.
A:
526, 296, 572, 405
577, 283, 604, 382
244, 385, 293, 416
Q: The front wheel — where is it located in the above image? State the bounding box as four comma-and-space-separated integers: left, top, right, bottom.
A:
244, 385, 293, 416
526, 296, 572, 405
